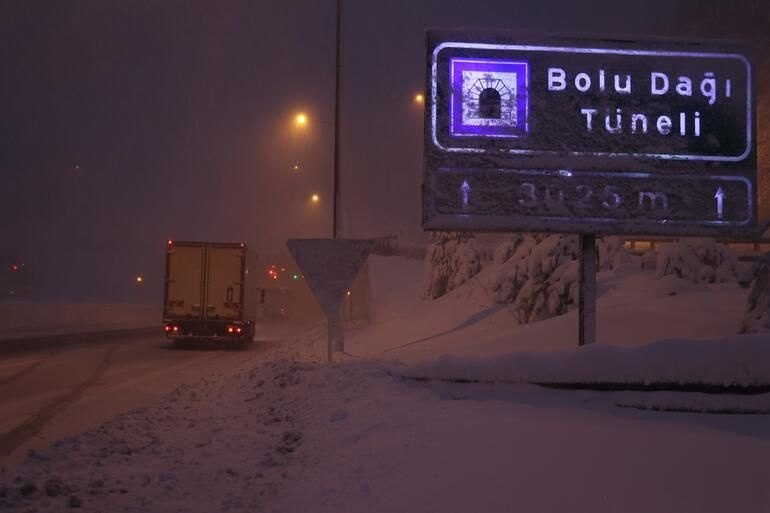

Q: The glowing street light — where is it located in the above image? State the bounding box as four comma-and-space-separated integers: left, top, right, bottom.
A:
135, 275, 144, 284
295, 113, 308, 127
293, 164, 300, 171
311, 193, 320, 203
414, 93, 424, 104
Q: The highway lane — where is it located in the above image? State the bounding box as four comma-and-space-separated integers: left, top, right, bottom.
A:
0, 321, 318, 465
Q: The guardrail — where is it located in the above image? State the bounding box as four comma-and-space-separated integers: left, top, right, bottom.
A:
370, 234, 770, 262
0, 326, 160, 355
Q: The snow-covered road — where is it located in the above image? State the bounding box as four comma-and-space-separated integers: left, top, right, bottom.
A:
0, 321, 316, 465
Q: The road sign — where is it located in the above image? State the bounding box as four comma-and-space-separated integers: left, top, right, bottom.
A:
286, 239, 372, 361
423, 30, 758, 237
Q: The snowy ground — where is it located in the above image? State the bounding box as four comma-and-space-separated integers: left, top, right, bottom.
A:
1, 255, 768, 512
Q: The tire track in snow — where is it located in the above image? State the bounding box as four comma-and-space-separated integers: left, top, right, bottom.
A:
0, 344, 118, 458
0, 353, 53, 389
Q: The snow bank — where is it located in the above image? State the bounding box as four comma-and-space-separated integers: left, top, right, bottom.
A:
350, 253, 748, 361
401, 334, 770, 387
0, 303, 160, 340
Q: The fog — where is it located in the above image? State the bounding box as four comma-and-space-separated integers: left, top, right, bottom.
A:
0, 0, 765, 303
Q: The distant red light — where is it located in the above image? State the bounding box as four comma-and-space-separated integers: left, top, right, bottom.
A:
236, 327, 242, 333
167, 240, 173, 246
10, 264, 19, 271
164, 326, 171, 332
172, 326, 179, 332
227, 327, 234, 333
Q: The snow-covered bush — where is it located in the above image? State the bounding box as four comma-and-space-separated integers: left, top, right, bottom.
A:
421, 232, 483, 300
655, 238, 738, 283
491, 234, 630, 324
596, 236, 628, 271
740, 255, 770, 333
491, 234, 579, 324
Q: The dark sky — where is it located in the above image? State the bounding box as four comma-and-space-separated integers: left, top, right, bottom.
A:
2, 0, 762, 302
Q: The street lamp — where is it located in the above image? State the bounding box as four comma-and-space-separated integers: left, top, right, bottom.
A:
311, 193, 320, 203
414, 93, 424, 104
295, 113, 308, 127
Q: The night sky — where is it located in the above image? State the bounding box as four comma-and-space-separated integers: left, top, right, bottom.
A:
0, 0, 765, 302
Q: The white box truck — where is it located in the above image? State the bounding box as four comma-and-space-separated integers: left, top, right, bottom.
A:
163, 241, 258, 345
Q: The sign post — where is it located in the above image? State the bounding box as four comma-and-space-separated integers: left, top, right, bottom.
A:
422, 30, 757, 346
578, 234, 596, 346
287, 239, 372, 361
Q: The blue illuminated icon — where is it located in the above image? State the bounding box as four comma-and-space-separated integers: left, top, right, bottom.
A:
450, 58, 529, 138
461, 180, 470, 209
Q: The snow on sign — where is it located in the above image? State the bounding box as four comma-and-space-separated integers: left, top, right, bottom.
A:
423, 30, 758, 237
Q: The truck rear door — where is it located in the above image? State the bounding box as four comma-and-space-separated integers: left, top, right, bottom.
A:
204, 245, 245, 321
164, 243, 205, 319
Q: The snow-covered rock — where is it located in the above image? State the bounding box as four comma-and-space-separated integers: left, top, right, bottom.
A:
421, 232, 483, 300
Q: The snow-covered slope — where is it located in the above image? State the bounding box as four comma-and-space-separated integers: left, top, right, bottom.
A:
350, 255, 749, 365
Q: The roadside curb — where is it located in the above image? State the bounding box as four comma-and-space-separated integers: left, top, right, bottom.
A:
0, 326, 161, 355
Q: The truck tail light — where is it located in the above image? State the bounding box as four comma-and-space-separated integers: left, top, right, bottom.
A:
227, 326, 242, 334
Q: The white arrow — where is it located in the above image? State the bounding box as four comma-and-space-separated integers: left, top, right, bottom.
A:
460, 180, 470, 210
714, 187, 725, 219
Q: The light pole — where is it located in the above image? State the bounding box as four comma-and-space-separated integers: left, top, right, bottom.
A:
332, 0, 342, 239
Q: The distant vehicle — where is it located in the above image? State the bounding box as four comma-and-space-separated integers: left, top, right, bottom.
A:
261, 287, 295, 319
163, 241, 260, 346
0, 259, 31, 300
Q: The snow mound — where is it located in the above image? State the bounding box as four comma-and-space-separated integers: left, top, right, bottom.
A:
401, 335, 770, 387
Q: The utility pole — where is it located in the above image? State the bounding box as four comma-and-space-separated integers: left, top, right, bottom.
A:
332, 0, 342, 239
